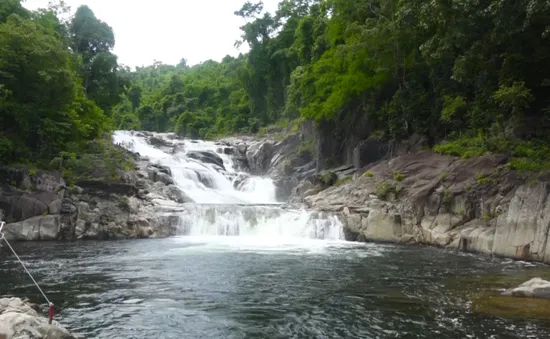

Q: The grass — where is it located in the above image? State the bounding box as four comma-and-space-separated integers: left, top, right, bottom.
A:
335, 176, 352, 185
393, 171, 404, 182
434, 134, 550, 172
364, 170, 374, 177
375, 180, 402, 200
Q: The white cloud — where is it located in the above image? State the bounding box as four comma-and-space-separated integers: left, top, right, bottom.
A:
22, 0, 280, 67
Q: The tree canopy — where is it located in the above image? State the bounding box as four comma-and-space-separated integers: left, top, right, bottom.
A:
0, 1, 125, 164
117, 0, 550, 156
3, 0, 550, 171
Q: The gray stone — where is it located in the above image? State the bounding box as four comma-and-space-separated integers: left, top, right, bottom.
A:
48, 199, 62, 215
501, 278, 550, 299
0, 297, 74, 339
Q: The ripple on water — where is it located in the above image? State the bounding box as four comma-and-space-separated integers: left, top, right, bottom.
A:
1, 239, 550, 338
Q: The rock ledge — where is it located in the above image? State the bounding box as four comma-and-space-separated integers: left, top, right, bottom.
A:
0, 297, 74, 339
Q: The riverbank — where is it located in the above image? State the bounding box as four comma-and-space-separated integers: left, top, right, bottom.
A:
3, 128, 550, 267
215, 123, 550, 265
0, 137, 188, 241
297, 150, 550, 264
0, 297, 74, 339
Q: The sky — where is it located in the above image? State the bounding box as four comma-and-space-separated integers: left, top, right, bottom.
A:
23, 0, 280, 68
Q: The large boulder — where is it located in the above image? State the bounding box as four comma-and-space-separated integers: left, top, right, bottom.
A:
501, 278, 550, 299
186, 151, 225, 170
3, 215, 61, 241
0, 297, 75, 339
0, 189, 63, 224
246, 141, 275, 175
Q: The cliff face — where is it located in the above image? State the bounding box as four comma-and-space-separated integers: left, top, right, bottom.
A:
300, 150, 550, 263
0, 156, 188, 241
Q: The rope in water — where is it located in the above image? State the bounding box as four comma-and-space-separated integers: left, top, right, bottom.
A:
0, 221, 55, 324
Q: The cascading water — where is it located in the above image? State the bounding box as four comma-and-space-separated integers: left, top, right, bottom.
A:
112, 130, 344, 241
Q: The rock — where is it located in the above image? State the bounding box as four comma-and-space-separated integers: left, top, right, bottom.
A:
0, 297, 75, 339
299, 150, 550, 263
163, 185, 193, 203
0, 195, 49, 223
246, 141, 275, 175
3, 215, 61, 241
39, 215, 61, 240
147, 168, 174, 186
48, 199, 62, 215
352, 138, 390, 168
75, 181, 138, 197
186, 151, 225, 170
150, 164, 172, 176
194, 171, 214, 188
501, 278, 550, 299
148, 136, 170, 148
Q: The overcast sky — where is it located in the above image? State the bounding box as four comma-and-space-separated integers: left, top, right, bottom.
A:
23, 0, 279, 68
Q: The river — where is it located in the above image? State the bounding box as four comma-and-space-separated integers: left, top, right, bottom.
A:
2, 238, 550, 338
2, 131, 550, 338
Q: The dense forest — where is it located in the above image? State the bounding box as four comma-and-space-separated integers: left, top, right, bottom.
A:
2, 0, 550, 172
114, 0, 550, 170
0, 0, 129, 174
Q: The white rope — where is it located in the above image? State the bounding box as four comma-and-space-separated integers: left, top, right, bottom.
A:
0, 222, 53, 307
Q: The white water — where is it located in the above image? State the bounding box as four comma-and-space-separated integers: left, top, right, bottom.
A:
113, 130, 276, 204
113, 130, 344, 241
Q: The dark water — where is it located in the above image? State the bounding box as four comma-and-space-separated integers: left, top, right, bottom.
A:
1, 236, 550, 338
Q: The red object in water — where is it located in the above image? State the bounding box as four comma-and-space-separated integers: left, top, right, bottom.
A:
48, 304, 54, 324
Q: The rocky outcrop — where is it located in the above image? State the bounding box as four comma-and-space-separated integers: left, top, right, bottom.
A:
0, 298, 74, 339
219, 130, 315, 202
186, 151, 225, 171
299, 150, 550, 264
501, 278, 550, 299
1, 154, 191, 241
3, 215, 61, 241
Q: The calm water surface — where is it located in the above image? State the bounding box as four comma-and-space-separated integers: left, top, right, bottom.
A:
1, 237, 550, 338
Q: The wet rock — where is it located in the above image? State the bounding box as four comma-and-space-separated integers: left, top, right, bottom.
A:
148, 136, 170, 148
150, 164, 172, 176
163, 185, 193, 203
246, 141, 275, 175
501, 278, 550, 299
0, 297, 75, 339
195, 171, 214, 188
147, 168, 174, 186
186, 151, 225, 170
232, 173, 250, 190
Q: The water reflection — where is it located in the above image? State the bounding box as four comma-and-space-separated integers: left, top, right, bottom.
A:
1, 239, 550, 338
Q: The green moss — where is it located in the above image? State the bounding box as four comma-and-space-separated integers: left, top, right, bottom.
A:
118, 196, 130, 212
475, 172, 492, 185
439, 171, 448, 181
376, 182, 392, 200
443, 189, 453, 205
335, 176, 352, 185
364, 170, 374, 177
393, 171, 404, 182
473, 295, 550, 320
28, 167, 38, 177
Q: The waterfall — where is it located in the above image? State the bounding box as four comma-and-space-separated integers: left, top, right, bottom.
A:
113, 130, 344, 241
